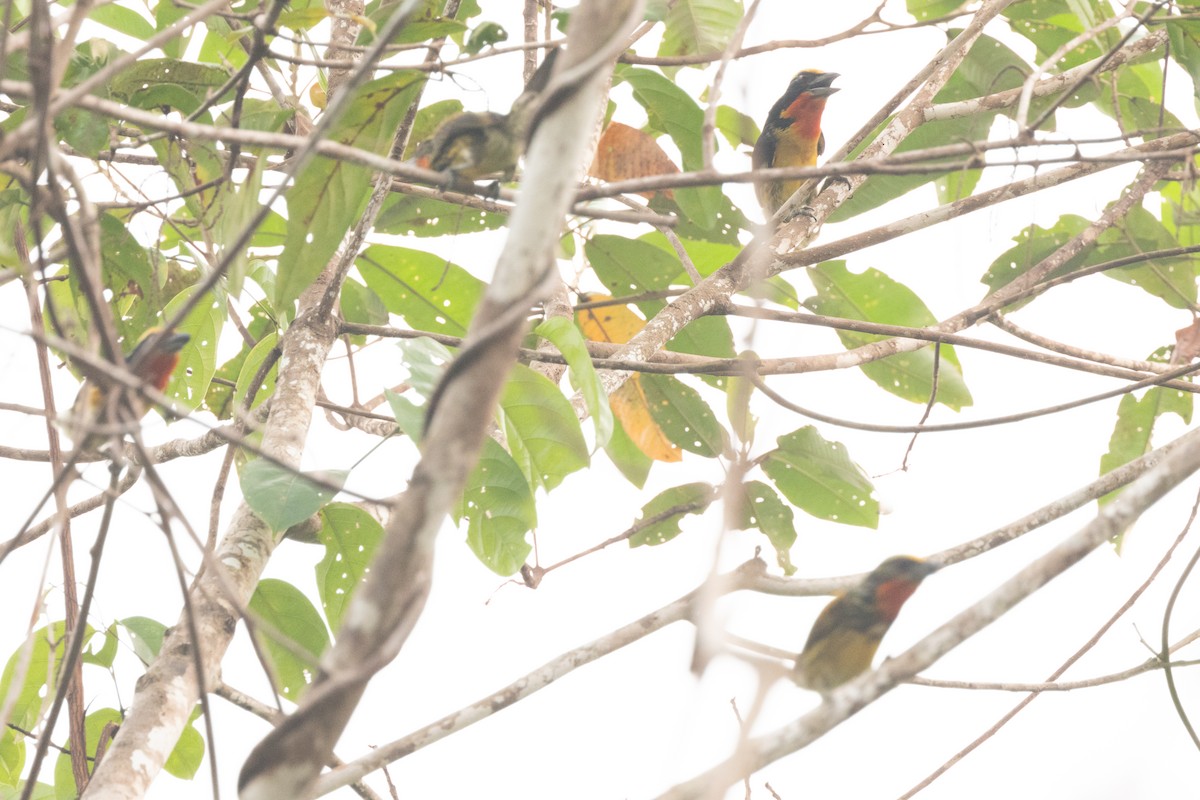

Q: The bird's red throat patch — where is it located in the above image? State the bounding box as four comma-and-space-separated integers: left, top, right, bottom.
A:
874, 578, 920, 622
782, 95, 828, 141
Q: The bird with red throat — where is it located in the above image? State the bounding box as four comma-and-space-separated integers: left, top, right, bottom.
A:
752, 69, 839, 218
794, 555, 938, 693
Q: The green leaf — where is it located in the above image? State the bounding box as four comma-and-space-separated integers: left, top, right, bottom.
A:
99, 212, 162, 335
650, 188, 750, 245
455, 438, 536, 575
725, 367, 756, 444
499, 364, 589, 491
315, 503, 386, 632
586, 234, 735, 364
1004, 0, 1114, 69
152, 0, 192, 57
249, 579, 330, 699
0, 783, 55, 800
240, 459, 347, 533
629, 482, 715, 546
108, 59, 231, 112
658, 0, 743, 61
163, 721, 205, 780
639, 231, 742, 278
90, 4, 155, 39
232, 331, 280, 412
82, 624, 118, 668
980, 215, 1089, 301
805, 261, 972, 410
1094, 205, 1197, 309
161, 286, 225, 413
832, 33, 1028, 220
1093, 62, 1183, 136
54, 708, 124, 798
278, 7, 329, 30
0, 729, 25, 787
1100, 388, 1193, 507
386, 387, 426, 442
613, 65, 723, 230
198, 19, 248, 69
464, 20, 508, 54
147, 114, 223, 222
357, 244, 484, 336
375, 193, 508, 237
734, 480, 797, 575
202, 306, 275, 418
119, 616, 168, 664
1167, 19, 1200, 104
715, 104, 758, 148
340, 278, 390, 329
533, 317, 613, 448
213, 161, 264, 298
276, 71, 426, 309
604, 416, 653, 489
907, 0, 961, 20
762, 426, 878, 528
983, 208, 1198, 309
362, 0, 465, 45
397, 337, 454, 396
587, 233, 688, 306
1, 623, 68, 731
55, 107, 109, 158
639, 374, 727, 457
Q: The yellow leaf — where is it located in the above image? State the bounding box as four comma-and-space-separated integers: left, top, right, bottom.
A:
612, 376, 682, 462
576, 295, 645, 345
576, 295, 679, 462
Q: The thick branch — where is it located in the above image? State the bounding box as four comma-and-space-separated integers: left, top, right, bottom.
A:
236, 3, 647, 797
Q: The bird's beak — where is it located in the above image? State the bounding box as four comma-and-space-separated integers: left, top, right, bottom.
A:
808, 73, 840, 96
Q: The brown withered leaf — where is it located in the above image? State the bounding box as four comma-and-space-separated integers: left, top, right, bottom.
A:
588, 122, 678, 200
1174, 318, 1200, 364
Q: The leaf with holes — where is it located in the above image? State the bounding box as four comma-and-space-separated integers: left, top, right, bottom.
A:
806, 261, 971, 410
455, 438, 536, 575
733, 480, 798, 575
762, 427, 878, 528
276, 71, 426, 309
249, 578, 330, 699
358, 244, 483, 337
315, 504, 386, 632
629, 482, 715, 546
641, 374, 727, 457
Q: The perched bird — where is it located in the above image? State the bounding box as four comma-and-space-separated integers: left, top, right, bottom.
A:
414, 48, 560, 191
794, 555, 937, 693
67, 327, 191, 449
752, 69, 839, 217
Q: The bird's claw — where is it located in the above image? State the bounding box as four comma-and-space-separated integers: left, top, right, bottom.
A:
819, 175, 852, 193
779, 204, 818, 225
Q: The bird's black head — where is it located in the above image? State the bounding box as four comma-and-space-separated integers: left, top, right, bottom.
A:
782, 70, 840, 103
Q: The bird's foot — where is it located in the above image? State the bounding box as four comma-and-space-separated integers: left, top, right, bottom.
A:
778, 204, 818, 225
819, 175, 852, 193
